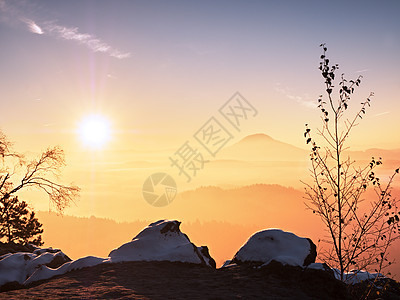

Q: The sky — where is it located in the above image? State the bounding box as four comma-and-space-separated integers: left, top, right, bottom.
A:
1, 0, 400, 220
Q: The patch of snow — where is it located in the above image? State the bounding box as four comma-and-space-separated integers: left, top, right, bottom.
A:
0, 250, 73, 287
32, 247, 57, 255
332, 268, 385, 284
221, 260, 234, 268
0, 253, 34, 286
306, 263, 327, 270
24, 256, 108, 285
233, 229, 313, 267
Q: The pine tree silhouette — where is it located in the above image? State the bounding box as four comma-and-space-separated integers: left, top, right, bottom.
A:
0, 196, 43, 246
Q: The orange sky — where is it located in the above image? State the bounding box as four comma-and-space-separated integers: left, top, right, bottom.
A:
1, 0, 400, 223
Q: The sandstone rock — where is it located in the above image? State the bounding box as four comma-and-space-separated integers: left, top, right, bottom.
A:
232, 229, 316, 267
108, 220, 216, 267
0, 247, 71, 289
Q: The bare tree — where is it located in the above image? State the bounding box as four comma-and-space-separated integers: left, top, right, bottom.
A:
0, 131, 79, 213
303, 44, 400, 282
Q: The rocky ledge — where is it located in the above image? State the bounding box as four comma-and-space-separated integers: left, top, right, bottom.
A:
1, 260, 349, 299
1, 220, 399, 299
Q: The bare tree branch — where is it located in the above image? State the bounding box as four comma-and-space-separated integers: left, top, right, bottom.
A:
0, 131, 80, 214
303, 45, 400, 282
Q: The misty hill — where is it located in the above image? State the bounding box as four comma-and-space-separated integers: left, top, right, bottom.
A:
177, 184, 309, 227
37, 184, 313, 266
36, 211, 261, 267
219, 133, 400, 162
199, 132, 393, 188
218, 133, 307, 161
348, 148, 400, 163
34, 184, 330, 269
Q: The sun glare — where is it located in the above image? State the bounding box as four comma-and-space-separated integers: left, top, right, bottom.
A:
78, 114, 111, 149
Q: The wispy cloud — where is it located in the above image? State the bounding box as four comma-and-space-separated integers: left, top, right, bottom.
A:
275, 84, 317, 109
374, 111, 390, 117
107, 74, 118, 79
42, 22, 130, 59
21, 18, 43, 34
0, 1, 130, 59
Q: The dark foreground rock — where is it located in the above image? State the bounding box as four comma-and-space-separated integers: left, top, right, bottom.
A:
0, 260, 351, 299
0, 242, 36, 256
108, 220, 216, 268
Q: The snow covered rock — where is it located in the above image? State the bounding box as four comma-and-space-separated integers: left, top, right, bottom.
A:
1, 220, 215, 290
232, 229, 316, 267
24, 256, 107, 285
306, 262, 331, 272
0, 247, 71, 289
32, 247, 72, 268
108, 220, 216, 268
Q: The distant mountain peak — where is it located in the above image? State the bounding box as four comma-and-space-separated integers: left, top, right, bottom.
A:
219, 133, 307, 162
239, 133, 274, 143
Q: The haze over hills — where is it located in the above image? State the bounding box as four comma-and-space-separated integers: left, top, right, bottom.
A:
348, 148, 400, 162
36, 182, 400, 276
36, 184, 313, 261
219, 133, 400, 163
202, 133, 399, 188
44, 132, 400, 221
216, 133, 400, 177
36, 211, 261, 268
218, 133, 308, 162
22, 136, 400, 278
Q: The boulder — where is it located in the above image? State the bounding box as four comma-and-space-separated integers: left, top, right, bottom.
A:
1, 220, 216, 291
232, 229, 316, 267
44, 251, 71, 269
0, 243, 71, 269
0, 247, 71, 290
108, 220, 216, 267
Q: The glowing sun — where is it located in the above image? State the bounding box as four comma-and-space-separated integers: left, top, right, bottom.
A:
78, 114, 111, 149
